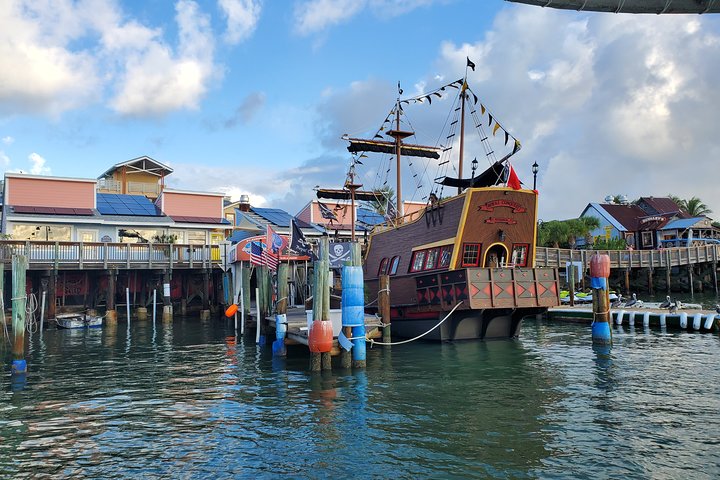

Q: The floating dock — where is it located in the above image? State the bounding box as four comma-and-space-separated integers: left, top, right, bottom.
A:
548, 306, 720, 332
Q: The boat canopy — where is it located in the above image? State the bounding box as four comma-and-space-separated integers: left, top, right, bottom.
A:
347, 138, 441, 159
438, 160, 508, 189
316, 188, 381, 202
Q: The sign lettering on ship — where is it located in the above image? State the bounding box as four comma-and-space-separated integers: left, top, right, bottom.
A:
478, 199, 527, 213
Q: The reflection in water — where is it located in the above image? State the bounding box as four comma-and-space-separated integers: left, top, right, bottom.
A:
1, 319, 719, 478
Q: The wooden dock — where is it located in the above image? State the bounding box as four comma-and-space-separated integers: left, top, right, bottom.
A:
535, 245, 720, 270
260, 308, 383, 355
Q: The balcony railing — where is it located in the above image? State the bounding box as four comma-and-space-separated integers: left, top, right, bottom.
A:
0, 241, 224, 270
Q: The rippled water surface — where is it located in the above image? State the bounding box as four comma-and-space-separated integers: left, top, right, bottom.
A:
2, 318, 719, 479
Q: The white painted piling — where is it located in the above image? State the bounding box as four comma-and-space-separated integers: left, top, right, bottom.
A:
40, 291, 46, 332
692, 313, 702, 330
628, 311, 636, 326
704, 314, 716, 330
659, 312, 667, 327
153, 289, 157, 323
679, 312, 688, 329
126, 287, 131, 325
615, 310, 625, 325
642, 311, 650, 327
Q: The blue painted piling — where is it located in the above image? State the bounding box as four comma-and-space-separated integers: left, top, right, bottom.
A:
590, 254, 612, 346
342, 266, 366, 368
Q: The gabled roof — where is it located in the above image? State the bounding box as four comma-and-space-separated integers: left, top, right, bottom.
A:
581, 203, 626, 232
98, 156, 173, 179
637, 197, 685, 217
593, 203, 647, 231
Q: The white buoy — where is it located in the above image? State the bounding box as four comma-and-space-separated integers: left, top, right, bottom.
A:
692, 313, 702, 330
679, 312, 688, 329
628, 311, 636, 325
704, 314, 716, 330
616, 310, 625, 325
643, 311, 650, 327
659, 312, 667, 327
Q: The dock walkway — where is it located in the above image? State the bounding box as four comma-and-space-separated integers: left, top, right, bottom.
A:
547, 305, 719, 332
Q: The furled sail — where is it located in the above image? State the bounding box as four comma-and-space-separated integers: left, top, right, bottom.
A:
347, 138, 441, 159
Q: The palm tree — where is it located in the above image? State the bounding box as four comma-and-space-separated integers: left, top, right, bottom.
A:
369, 186, 395, 216
683, 197, 712, 216
668, 194, 712, 217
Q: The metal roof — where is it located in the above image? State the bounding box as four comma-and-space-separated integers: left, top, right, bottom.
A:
661, 217, 706, 230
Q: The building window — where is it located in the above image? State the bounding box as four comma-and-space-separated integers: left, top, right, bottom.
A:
461, 243, 481, 267
438, 246, 453, 268
511, 243, 529, 267
225, 213, 235, 225
641, 231, 653, 247
378, 258, 389, 276
389, 256, 400, 275
410, 251, 426, 272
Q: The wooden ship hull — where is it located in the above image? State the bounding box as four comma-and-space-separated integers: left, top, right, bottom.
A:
364, 187, 560, 341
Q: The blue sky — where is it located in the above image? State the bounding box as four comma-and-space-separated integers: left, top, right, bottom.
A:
1, 0, 719, 220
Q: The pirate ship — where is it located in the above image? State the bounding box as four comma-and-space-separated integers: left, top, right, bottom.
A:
337, 60, 560, 341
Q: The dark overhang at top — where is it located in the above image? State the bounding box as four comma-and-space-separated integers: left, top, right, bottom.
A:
505, 0, 720, 14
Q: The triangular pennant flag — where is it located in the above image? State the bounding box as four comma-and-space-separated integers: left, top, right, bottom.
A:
426, 95, 432, 104
481, 104, 486, 115
507, 164, 522, 190
467, 56, 476, 71
488, 113, 493, 127
493, 123, 501, 136
504, 131, 510, 146
512, 139, 522, 154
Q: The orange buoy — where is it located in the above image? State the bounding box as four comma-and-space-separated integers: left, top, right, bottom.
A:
225, 304, 238, 317
308, 320, 333, 353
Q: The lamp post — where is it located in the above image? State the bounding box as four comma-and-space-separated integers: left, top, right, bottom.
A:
532, 161, 539, 190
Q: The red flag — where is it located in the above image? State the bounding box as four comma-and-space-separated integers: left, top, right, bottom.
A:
507, 164, 522, 190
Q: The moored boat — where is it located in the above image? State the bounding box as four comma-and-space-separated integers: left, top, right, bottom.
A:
55, 312, 103, 329
337, 63, 560, 341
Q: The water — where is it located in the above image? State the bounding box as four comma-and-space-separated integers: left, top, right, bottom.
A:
1, 318, 719, 479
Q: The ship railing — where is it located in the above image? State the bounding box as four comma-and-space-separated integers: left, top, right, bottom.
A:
0, 240, 221, 270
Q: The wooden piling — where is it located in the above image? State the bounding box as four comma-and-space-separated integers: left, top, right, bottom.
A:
688, 265, 694, 295
11, 255, 29, 374
106, 269, 117, 324
647, 268, 654, 295
666, 250, 672, 294
162, 271, 172, 322
713, 261, 718, 296
379, 274, 391, 343
201, 269, 211, 320
624, 268, 630, 295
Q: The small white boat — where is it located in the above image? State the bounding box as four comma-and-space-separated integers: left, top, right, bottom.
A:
55, 313, 103, 329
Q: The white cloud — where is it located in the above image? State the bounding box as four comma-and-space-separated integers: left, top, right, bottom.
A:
29, 152, 50, 175
293, 0, 436, 35
1, 136, 13, 145
0, 0, 223, 118
0, 151, 9, 166
110, 1, 217, 116
218, 0, 263, 44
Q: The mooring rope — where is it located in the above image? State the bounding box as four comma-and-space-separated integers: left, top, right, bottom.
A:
367, 301, 464, 346
1, 293, 10, 345
25, 292, 39, 334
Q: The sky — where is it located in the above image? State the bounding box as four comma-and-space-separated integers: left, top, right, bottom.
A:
1, 0, 719, 221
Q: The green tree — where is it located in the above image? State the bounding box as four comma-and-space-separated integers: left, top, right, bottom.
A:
368, 186, 395, 216
668, 194, 712, 217
537, 216, 600, 248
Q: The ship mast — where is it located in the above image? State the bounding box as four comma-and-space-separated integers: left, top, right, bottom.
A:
458, 79, 467, 194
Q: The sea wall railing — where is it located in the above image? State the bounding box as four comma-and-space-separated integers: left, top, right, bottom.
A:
534, 245, 720, 270
0, 241, 222, 270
